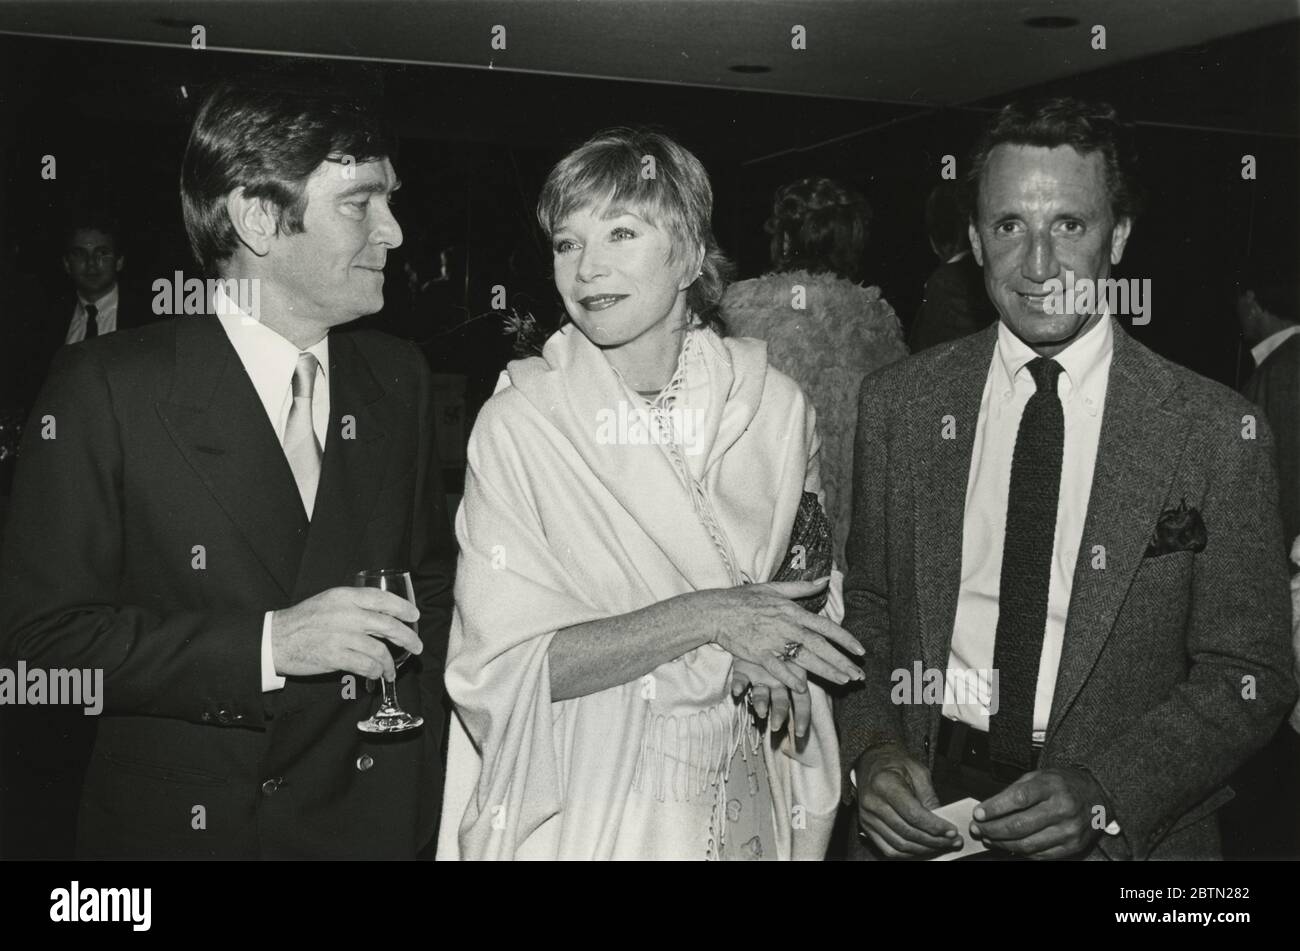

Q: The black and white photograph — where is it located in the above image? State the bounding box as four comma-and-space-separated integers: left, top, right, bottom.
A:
0, 0, 1297, 924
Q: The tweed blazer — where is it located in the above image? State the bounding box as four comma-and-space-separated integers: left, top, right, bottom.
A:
835, 319, 1296, 860
1242, 332, 1300, 550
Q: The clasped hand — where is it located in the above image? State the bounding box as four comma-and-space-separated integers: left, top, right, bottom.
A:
706, 577, 865, 738
968, 768, 1110, 859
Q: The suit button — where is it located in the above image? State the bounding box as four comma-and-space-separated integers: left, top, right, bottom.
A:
356, 754, 375, 772
201, 712, 213, 723
261, 777, 283, 796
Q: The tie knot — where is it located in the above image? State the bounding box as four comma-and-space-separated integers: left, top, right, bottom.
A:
292, 352, 319, 399
85, 304, 98, 319
1026, 357, 1062, 394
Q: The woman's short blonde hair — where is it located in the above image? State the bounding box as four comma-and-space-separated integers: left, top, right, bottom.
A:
537, 127, 733, 333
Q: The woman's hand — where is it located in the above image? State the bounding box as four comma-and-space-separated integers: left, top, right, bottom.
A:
697, 578, 865, 693
730, 659, 813, 738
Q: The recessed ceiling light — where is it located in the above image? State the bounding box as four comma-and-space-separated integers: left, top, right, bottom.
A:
729, 64, 772, 74
1023, 15, 1080, 28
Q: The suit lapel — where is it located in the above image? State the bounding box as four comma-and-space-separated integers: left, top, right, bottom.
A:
155, 319, 310, 598
116, 286, 138, 330
49, 294, 76, 353
292, 332, 390, 597
913, 325, 998, 668
1045, 325, 1189, 738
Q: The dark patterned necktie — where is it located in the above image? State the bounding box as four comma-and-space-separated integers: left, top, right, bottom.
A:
84, 303, 99, 339
987, 356, 1065, 770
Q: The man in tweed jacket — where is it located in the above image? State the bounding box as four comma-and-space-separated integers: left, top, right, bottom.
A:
837, 98, 1295, 861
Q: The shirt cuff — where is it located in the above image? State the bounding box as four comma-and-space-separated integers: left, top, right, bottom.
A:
261, 612, 286, 692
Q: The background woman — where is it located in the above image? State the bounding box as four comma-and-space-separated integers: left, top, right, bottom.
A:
722, 177, 907, 567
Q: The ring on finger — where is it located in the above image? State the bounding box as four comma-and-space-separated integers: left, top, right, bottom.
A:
776, 640, 803, 661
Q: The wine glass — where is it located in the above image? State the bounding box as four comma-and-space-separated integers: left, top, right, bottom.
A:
353, 568, 424, 734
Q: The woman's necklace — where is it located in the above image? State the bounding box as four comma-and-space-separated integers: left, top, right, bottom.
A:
640, 331, 693, 436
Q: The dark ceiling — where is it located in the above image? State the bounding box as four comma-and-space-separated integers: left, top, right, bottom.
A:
0, 0, 1296, 167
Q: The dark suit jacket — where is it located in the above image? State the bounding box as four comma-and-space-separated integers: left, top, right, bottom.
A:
1242, 333, 1300, 551
0, 316, 456, 858
3, 283, 154, 418
836, 320, 1296, 860
908, 254, 998, 353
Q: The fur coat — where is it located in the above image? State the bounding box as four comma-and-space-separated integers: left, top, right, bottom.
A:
721, 271, 908, 566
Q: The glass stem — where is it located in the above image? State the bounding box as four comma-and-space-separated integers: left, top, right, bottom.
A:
379, 674, 401, 713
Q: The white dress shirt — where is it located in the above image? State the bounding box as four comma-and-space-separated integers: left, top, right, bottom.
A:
1251, 325, 1300, 368
943, 314, 1114, 743
214, 286, 330, 693
64, 284, 119, 343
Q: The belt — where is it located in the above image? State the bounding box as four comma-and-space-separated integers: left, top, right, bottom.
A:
936, 717, 1041, 783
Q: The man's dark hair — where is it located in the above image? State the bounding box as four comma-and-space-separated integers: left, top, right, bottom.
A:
181, 80, 394, 274
924, 181, 970, 261
765, 176, 871, 282
1239, 256, 1299, 325
61, 212, 122, 254
965, 97, 1143, 225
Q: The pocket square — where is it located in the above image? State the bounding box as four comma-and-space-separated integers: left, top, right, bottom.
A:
1145, 498, 1207, 557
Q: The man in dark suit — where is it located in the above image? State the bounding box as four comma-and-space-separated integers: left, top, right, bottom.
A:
0, 218, 157, 859
3, 218, 152, 422
909, 182, 998, 353
0, 81, 456, 858
838, 98, 1295, 860
1220, 263, 1300, 858
52, 218, 145, 340
1237, 268, 1300, 548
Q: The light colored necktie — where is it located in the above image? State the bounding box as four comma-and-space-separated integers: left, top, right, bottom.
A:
283, 352, 322, 516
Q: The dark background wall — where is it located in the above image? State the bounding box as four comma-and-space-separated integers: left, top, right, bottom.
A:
1, 22, 1296, 409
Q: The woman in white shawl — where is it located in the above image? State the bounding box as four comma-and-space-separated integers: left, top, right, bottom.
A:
438, 128, 865, 860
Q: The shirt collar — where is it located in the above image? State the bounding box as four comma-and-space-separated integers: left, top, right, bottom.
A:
213, 283, 329, 414
1251, 325, 1300, 366
79, 284, 118, 311
994, 312, 1113, 407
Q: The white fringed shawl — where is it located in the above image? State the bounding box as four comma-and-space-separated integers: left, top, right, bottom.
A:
437, 323, 841, 860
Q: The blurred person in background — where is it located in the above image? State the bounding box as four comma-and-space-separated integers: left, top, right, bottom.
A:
722, 176, 906, 569
909, 181, 998, 353
6, 214, 151, 424
1221, 257, 1300, 859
